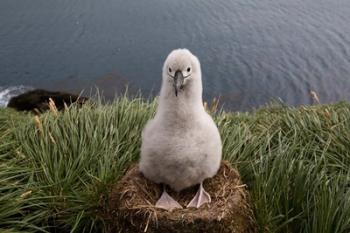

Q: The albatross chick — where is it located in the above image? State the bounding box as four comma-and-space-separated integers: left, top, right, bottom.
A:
140, 49, 222, 211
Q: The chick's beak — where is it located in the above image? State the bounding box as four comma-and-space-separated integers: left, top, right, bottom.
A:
173, 70, 184, 97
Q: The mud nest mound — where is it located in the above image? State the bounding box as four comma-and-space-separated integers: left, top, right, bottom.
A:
108, 161, 257, 233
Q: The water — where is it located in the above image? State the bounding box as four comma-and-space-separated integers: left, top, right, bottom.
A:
1, 0, 350, 110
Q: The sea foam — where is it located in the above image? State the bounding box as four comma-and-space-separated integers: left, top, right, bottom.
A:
0, 86, 32, 107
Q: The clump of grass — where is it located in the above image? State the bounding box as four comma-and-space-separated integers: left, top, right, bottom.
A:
0, 96, 156, 232
0, 97, 350, 232
219, 102, 350, 232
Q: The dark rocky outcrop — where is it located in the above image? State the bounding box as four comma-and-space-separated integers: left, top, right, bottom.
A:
7, 89, 88, 113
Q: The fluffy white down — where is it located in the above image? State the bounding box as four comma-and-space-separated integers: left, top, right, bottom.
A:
139, 49, 222, 192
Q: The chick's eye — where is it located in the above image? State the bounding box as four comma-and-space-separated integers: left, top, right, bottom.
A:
168, 68, 172, 72
187, 67, 191, 72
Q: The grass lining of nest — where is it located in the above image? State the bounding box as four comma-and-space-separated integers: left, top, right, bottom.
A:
0, 94, 350, 232
109, 161, 257, 233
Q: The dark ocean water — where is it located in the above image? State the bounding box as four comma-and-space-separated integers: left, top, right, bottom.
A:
1, 0, 350, 110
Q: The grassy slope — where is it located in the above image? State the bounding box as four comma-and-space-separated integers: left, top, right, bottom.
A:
0, 98, 350, 233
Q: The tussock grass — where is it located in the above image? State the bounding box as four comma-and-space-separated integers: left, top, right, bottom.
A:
0, 97, 350, 232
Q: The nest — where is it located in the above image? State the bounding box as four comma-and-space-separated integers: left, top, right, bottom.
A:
108, 161, 257, 233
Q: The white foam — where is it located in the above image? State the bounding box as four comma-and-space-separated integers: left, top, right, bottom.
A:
0, 86, 33, 107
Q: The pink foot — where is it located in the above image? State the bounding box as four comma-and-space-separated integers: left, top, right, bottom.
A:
187, 182, 211, 208
155, 188, 182, 211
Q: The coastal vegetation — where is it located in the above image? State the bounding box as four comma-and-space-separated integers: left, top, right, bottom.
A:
0, 96, 350, 232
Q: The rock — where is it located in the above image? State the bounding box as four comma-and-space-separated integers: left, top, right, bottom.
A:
108, 161, 257, 233
7, 89, 88, 113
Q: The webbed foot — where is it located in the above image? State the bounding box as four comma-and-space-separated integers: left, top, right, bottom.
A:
155, 186, 182, 211
187, 182, 211, 208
